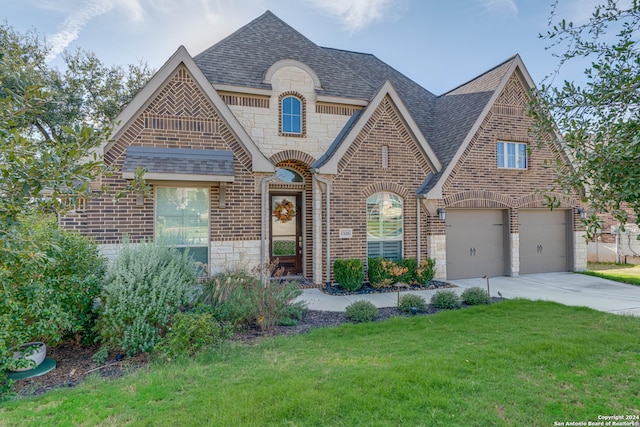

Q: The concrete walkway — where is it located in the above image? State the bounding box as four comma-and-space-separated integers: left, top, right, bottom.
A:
298, 272, 640, 316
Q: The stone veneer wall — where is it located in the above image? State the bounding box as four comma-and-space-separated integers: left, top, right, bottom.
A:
225, 66, 359, 160
210, 240, 262, 275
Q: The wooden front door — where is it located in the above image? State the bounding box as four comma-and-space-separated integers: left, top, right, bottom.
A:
270, 194, 302, 275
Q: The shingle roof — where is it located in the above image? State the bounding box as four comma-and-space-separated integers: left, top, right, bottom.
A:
122, 146, 234, 177
194, 11, 375, 100
321, 47, 438, 144
417, 57, 518, 194
192, 11, 522, 195
313, 109, 363, 169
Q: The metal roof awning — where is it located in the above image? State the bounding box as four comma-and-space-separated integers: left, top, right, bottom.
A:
121, 146, 235, 182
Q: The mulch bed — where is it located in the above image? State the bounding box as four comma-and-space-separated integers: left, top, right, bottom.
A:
322, 280, 456, 295
9, 297, 503, 399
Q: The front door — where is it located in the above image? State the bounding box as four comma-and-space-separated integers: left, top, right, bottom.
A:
270, 194, 302, 275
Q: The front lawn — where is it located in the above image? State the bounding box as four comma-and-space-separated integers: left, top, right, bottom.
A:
585, 262, 640, 286
1, 300, 639, 426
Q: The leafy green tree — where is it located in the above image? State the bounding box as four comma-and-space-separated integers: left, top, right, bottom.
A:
0, 22, 152, 142
530, 1, 640, 236
0, 22, 153, 224
0, 23, 151, 396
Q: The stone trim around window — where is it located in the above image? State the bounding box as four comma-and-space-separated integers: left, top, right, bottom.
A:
278, 91, 306, 137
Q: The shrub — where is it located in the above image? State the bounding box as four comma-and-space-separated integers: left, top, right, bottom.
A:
415, 258, 436, 285
200, 270, 258, 327
334, 259, 364, 291
199, 269, 307, 331
396, 258, 417, 284
345, 300, 379, 323
431, 289, 461, 310
398, 294, 428, 313
154, 311, 231, 362
368, 257, 436, 287
95, 241, 197, 356
367, 257, 391, 288
461, 287, 491, 305
0, 214, 106, 390
41, 221, 107, 343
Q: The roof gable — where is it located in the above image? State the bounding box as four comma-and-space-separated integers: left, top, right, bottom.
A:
421, 55, 535, 198
314, 80, 441, 174
104, 45, 274, 173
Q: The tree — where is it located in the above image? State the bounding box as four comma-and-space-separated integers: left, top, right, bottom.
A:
530, 1, 640, 237
0, 22, 153, 224
0, 22, 152, 143
0, 24, 151, 394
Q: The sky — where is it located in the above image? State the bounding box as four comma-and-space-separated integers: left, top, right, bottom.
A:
2, 0, 601, 95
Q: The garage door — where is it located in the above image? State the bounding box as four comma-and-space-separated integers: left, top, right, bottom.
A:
519, 209, 569, 274
446, 209, 508, 280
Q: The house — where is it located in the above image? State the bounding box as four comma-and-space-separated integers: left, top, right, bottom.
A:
60, 11, 587, 284
588, 209, 640, 264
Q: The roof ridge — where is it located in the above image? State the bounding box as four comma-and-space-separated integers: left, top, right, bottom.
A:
195, 10, 281, 58
438, 54, 519, 97
314, 50, 378, 97
321, 46, 375, 57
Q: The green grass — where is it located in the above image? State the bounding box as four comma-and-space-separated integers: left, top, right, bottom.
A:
584, 262, 640, 286
2, 300, 639, 426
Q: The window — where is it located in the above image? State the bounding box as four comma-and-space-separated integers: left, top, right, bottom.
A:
275, 168, 304, 183
281, 96, 302, 134
366, 192, 403, 260
156, 187, 209, 266
497, 141, 527, 169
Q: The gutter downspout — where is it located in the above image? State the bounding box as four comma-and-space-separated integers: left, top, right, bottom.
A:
416, 197, 421, 264
314, 173, 331, 287
260, 173, 278, 285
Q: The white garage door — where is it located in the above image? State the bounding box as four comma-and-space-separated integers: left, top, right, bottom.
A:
446, 209, 508, 280
519, 209, 570, 274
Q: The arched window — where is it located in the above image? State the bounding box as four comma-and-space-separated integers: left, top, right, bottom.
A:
275, 168, 304, 183
281, 96, 302, 134
366, 192, 403, 260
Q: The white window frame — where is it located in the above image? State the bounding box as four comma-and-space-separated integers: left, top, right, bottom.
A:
366, 192, 404, 260
154, 185, 210, 267
281, 96, 302, 135
497, 141, 527, 170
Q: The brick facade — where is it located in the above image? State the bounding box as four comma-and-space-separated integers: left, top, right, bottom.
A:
328, 95, 434, 281
60, 15, 587, 283
441, 74, 582, 232
63, 65, 262, 249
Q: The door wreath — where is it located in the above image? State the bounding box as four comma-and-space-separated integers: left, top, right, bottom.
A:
273, 199, 296, 223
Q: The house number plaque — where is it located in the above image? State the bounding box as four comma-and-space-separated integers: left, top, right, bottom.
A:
339, 229, 353, 239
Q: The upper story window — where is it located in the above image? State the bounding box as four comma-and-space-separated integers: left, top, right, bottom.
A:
281, 96, 301, 134
280, 94, 305, 136
497, 141, 527, 169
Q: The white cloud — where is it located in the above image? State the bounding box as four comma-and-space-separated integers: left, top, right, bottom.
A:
478, 0, 518, 17
43, 0, 264, 62
304, 0, 406, 33
46, 0, 116, 61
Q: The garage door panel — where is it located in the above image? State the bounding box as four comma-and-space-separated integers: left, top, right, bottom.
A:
446, 210, 507, 280
519, 210, 569, 274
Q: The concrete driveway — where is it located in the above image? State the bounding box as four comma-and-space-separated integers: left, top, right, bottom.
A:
300, 272, 640, 316
450, 272, 640, 316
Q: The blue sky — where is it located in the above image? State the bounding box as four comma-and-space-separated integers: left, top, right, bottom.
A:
3, 0, 599, 95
